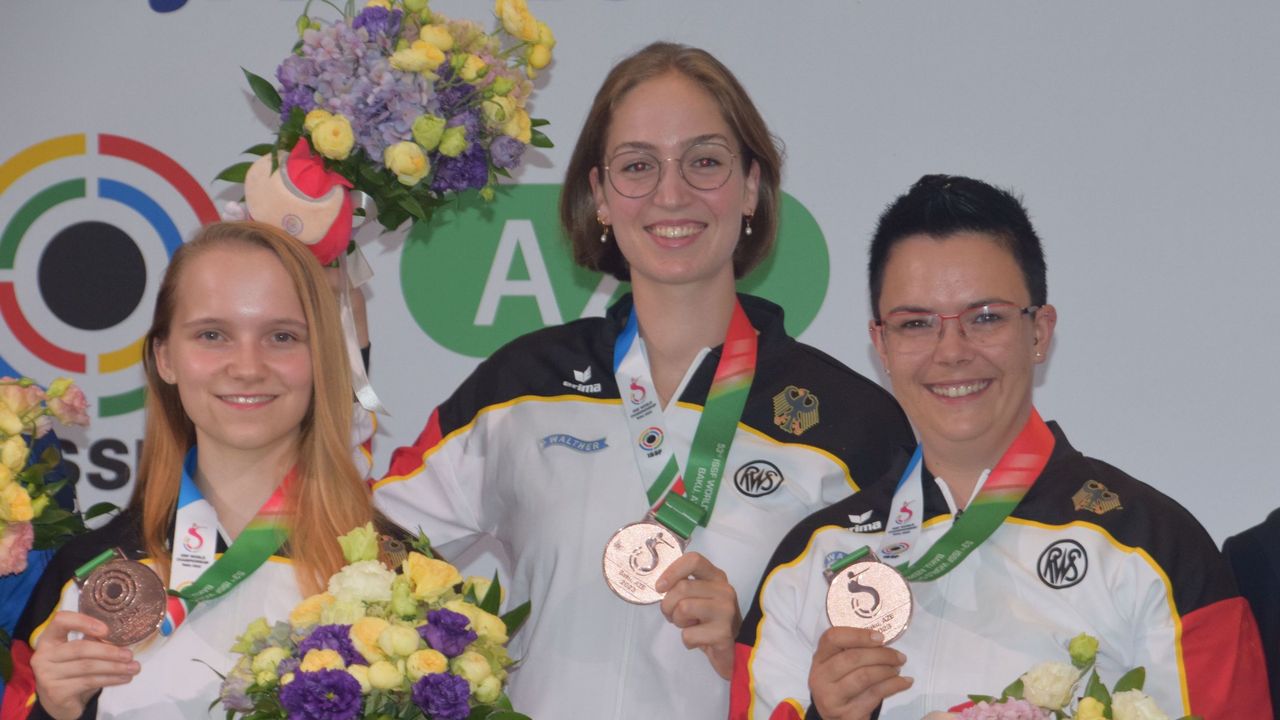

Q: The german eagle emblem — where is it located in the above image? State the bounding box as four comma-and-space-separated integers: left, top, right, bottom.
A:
773, 385, 820, 436
1072, 480, 1122, 515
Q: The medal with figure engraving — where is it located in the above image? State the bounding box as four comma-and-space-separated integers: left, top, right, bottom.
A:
824, 546, 913, 643
75, 548, 167, 646
602, 519, 688, 604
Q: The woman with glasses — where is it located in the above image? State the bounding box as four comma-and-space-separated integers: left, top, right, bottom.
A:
373, 42, 912, 718
733, 175, 1270, 719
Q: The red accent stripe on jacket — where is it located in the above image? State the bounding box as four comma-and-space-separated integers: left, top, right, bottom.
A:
387, 407, 443, 478
1183, 596, 1272, 718
1, 639, 37, 720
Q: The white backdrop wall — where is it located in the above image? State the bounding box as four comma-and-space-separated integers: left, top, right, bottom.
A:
2, 1, 1277, 544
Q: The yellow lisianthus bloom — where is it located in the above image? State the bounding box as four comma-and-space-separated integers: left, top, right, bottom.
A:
0, 483, 33, 522
494, 0, 539, 42
350, 616, 390, 662
289, 592, 333, 629
300, 649, 346, 672
403, 552, 461, 601
418, 25, 454, 52
405, 649, 448, 681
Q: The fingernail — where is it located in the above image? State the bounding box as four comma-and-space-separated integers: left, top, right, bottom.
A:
896, 650, 907, 664
654, 579, 669, 592
870, 631, 884, 643
128, 662, 141, 673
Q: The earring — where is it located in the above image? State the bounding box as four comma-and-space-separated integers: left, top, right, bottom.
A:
598, 213, 609, 244
1035, 352, 1044, 359
744, 213, 754, 237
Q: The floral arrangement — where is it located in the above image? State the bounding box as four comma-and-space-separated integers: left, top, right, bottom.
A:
217, 523, 531, 720
219, 0, 555, 234
925, 634, 1200, 720
0, 376, 103, 577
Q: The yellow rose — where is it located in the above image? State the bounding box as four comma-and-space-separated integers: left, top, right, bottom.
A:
377, 624, 422, 658
383, 142, 430, 187
494, 0, 539, 42
483, 95, 515, 126
350, 616, 390, 662
1076, 697, 1106, 720
390, 40, 445, 73
0, 462, 13, 489
418, 25, 454, 52
367, 660, 404, 690
251, 647, 290, 676
503, 108, 532, 145
255, 670, 278, 687
303, 109, 333, 134
535, 20, 555, 48
403, 552, 461, 601
289, 592, 333, 629
365, 0, 391, 8
489, 77, 515, 97
405, 649, 448, 681
347, 664, 372, 694
1, 483, 33, 522
526, 43, 552, 71
300, 648, 346, 672
457, 54, 488, 82
475, 675, 502, 704
0, 407, 23, 436
311, 115, 355, 161
1, 435, 29, 473
450, 650, 493, 691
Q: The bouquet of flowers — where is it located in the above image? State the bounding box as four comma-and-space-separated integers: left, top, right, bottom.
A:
217, 523, 531, 720
925, 633, 1200, 720
0, 376, 103, 576
219, 0, 555, 237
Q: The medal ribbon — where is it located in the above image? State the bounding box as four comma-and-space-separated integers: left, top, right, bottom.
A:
612, 299, 757, 539
161, 448, 293, 634
880, 408, 1054, 582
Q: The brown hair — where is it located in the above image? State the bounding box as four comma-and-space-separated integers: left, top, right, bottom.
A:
136, 221, 372, 595
559, 41, 784, 281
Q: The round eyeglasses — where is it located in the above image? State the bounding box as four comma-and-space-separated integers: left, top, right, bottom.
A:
876, 304, 1040, 353
603, 142, 738, 198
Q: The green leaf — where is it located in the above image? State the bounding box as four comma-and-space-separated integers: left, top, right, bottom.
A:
84, 502, 120, 521
0, 644, 11, 683
1084, 669, 1112, 705
410, 530, 434, 558
999, 678, 1024, 700
32, 506, 74, 525
40, 446, 60, 466
967, 694, 996, 704
242, 67, 282, 113
483, 712, 531, 720
215, 161, 254, 184
530, 117, 549, 128
479, 571, 502, 614
492, 167, 511, 179
1112, 666, 1145, 693
243, 143, 275, 156
398, 196, 427, 223
500, 601, 531, 637
529, 129, 553, 149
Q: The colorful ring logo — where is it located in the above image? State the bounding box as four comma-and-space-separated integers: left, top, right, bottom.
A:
0, 134, 217, 416
638, 427, 664, 452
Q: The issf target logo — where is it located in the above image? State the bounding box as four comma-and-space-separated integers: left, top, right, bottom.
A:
0, 134, 217, 418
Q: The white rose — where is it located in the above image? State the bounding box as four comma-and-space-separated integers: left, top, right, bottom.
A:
1019, 661, 1080, 710
1112, 690, 1171, 720
328, 559, 395, 604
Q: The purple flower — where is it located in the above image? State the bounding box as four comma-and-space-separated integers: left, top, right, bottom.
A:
278, 656, 301, 677
278, 669, 363, 720
490, 135, 525, 170
431, 143, 489, 193
411, 672, 472, 720
218, 673, 253, 713
280, 86, 318, 121
420, 609, 478, 658
297, 624, 365, 667
351, 6, 401, 39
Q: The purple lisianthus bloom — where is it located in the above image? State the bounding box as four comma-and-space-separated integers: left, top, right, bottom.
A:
490, 135, 525, 170
218, 673, 253, 713
297, 624, 365, 667
277, 656, 301, 677
411, 672, 472, 720
420, 609, 478, 658
278, 669, 363, 720
351, 6, 402, 39
431, 143, 489, 193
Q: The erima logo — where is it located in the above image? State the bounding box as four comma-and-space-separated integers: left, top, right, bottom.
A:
847, 510, 882, 532
563, 365, 601, 394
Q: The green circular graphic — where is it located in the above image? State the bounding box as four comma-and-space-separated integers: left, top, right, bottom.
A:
400, 184, 829, 358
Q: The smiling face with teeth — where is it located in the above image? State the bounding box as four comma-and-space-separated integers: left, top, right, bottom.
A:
589, 71, 760, 294
153, 245, 314, 462
870, 232, 1056, 477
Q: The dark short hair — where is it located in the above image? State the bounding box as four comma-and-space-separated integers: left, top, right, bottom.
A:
559, 41, 783, 281
867, 174, 1047, 318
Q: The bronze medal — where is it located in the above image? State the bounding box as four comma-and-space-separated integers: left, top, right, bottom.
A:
826, 557, 912, 643
602, 520, 686, 604
78, 557, 167, 646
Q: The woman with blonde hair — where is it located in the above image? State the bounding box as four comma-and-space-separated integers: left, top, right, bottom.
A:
3, 221, 380, 720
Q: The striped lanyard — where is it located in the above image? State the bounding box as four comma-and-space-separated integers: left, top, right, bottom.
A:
879, 408, 1054, 582
162, 448, 292, 634
612, 299, 757, 539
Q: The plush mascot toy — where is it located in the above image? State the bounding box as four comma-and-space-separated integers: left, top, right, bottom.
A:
243, 138, 352, 265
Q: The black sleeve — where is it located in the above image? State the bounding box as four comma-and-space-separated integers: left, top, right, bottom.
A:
1223, 510, 1280, 715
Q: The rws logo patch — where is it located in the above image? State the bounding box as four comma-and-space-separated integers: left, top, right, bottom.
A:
400, 184, 829, 358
